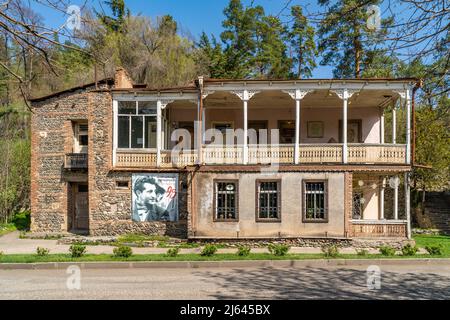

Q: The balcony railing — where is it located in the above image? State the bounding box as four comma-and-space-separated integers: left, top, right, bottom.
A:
64, 153, 88, 169
350, 220, 407, 238
114, 144, 407, 168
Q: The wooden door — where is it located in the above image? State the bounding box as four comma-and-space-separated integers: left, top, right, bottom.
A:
74, 184, 89, 230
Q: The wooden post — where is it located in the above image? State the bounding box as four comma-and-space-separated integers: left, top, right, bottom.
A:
156, 100, 162, 167
343, 89, 348, 163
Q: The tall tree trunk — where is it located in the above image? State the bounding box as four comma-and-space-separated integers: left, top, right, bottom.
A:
353, 23, 361, 78
297, 45, 303, 79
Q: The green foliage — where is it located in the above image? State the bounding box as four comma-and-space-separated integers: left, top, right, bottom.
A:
12, 211, 30, 231
0, 223, 16, 236
413, 106, 450, 192
69, 244, 87, 258
356, 249, 369, 256
113, 245, 133, 258
317, 0, 393, 78
36, 247, 50, 256
236, 245, 251, 256
321, 245, 339, 258
290, 5, 317, 78
200, 244, 218, 256
379, 245, 396, 256
424, 245, 443, 256
268, 244, 290, 256
401, 244, 419, 256
165, 247, 180, 257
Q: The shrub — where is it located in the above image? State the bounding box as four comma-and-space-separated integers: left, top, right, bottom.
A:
379, 245, 396, 256
12, 211, 31, 231
321, 245, 339, 258
356, 249, 369, 256
268, 244, 290, 256
36, 247, 50, 256
200, 244, 217, 256
0, 251, 3, 258
69, 244, 86, 258
425, 244, 443, 256
113, 245, 133, 258
236, 245, 251, 256
401, 244, 419, 256
165, 247, 180, 257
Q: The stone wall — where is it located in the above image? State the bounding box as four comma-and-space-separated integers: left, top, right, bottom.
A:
31, 89, 91, 232
87, 92, 189, 237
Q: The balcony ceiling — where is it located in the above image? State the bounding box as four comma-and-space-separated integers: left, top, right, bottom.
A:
169, 89, 399, 110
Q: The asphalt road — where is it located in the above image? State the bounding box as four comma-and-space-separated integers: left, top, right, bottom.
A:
0, 263, 449, 300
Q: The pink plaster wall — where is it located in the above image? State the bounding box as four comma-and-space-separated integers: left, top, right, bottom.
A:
170, 106, 381, 144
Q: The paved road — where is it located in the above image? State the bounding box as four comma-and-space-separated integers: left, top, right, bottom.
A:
0, 263, 449, 300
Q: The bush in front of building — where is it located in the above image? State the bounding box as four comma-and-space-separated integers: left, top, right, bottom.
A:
165, 247, 180, 257
236, 245, 251, 256
401, 244, 419, 256
425, 244, 443, 256
200, 244, 217, 256
36, 247, 50, 256
113, 245, 133, 258
379, 245, 396, 256
321, 245, 339, 258
268, 244, 290, 256
12, 211, 31, 231
69, 244, 86, 258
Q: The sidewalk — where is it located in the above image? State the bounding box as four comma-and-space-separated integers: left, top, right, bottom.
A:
0, 231, 416, 255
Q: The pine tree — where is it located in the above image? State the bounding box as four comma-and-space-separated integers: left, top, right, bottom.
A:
290, 5, 317, 79
317, 0, 392, 78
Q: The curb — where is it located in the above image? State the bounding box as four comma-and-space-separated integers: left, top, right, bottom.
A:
1, 258, 449, 270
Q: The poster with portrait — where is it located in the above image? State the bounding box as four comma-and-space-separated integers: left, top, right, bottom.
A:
132, 173, 178, 222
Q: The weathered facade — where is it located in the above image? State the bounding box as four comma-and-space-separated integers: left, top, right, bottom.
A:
30, 69, 418, 240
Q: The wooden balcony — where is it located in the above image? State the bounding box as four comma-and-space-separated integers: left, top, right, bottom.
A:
114, 144, 407, 168
350, 220, 407, 238
64, 153, 88, 169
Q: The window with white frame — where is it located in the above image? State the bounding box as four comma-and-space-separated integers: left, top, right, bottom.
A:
256, 180, 281, 221
303, 181, 328, 222
117, 101, 158, 149
214, 181, 238, 221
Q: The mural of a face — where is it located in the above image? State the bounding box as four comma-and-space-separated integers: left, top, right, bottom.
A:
138, 182, 160, 206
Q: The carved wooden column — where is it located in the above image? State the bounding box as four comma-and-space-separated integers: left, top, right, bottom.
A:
231, 90, 260, 164
282, 89, 312, 164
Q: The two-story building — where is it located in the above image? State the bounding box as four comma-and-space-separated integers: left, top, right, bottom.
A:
30, 68, 419, 242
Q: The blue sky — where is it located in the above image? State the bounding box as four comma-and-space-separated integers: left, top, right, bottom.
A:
31, 0, 412, 78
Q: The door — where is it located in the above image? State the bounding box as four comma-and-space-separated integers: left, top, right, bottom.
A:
74, 184, 89, 231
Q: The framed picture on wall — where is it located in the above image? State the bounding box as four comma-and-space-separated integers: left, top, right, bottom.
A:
307, 121, 324, 138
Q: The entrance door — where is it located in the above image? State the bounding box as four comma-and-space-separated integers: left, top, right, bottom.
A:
74, 184, 89, 231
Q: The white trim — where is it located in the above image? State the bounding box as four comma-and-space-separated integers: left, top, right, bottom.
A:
380, 108, 385, 144
405, 89, 411, 164
342, 89, 348, 163
405, 172, 411, 239
113, 93, 198, 101
350, 219, 407, 224
113, 100, 118, 166
394, 182, 399, 220
156, 100, 162, 167
295, 99, 300, 164
392, 103, 397, 144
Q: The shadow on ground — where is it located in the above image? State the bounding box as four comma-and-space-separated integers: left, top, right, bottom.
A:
195, 267, 450, 300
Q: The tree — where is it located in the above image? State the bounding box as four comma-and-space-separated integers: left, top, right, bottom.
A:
97, 0, 130, 33
317, 0, 393, 78
253, 15, 292, 79
289, 5, 317, 79
220, 0, 259, 78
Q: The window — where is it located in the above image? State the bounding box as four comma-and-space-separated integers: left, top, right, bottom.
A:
303, 181, 328, 222
117, 101, 157, 149
248, 120, 268, 144
352, 192, 363, 219
116, 181, 129, 189
256, 180, 281, 221
278, 120, 295, 144
214, 180, 238, 221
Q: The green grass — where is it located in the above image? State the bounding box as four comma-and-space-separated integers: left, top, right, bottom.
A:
0, 223, 16, 237
117, 233, 170, 246
413, 234, 450, 256
0, 252, 449, 264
